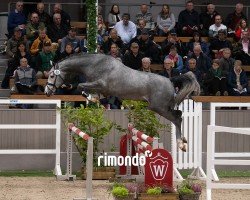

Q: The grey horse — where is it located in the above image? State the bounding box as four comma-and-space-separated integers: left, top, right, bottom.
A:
45, 53, 200, 151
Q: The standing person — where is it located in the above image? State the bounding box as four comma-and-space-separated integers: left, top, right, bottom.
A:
228, 60, 249, 96
14, 57, 37, 94
108, 4, 121, 28
135, 4, 155, 30
156, 4, 176, 36
178, 1, 200, 36
199, 3, 219, 36
114, 13, 137, 48
7, 1, 26, 38
204, 59, 228, 96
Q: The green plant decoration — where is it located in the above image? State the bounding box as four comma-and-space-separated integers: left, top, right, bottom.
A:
122, 100, 168, 137
86, 0, 97, 53
146, 187, 162, 195
112, 186, 129, 198
62, 105, 114, 167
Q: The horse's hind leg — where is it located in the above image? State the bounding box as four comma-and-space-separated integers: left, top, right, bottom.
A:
149, 104, 187, 151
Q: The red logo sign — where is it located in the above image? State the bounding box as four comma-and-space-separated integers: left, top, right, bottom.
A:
145, 149, 173, 187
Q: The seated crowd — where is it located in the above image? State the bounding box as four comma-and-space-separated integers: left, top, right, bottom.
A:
1, 1, 250, 108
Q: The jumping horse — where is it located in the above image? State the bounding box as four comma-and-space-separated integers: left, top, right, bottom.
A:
45, 53, 200, 151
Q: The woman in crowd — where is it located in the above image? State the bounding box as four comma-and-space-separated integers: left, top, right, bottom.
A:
108, 4, 121, 28
165, 45, 183, 72
235, 19, 249, 41
156, 4, 176, 36
108, 43, 122, 62
141, 57, 151, 72
1, 42, 31, 89
97, 15, 107, 36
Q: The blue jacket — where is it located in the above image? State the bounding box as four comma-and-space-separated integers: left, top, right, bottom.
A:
228, 69, 248, 90
7, 10, 26, 36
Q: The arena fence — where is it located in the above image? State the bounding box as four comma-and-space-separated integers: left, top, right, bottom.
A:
171, 99, 206, 181
0, 99, 62, 177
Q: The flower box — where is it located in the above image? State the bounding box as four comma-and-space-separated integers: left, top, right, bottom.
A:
138, 193, 179, 200
179, 192, 201, 200
81, 166, 115, 180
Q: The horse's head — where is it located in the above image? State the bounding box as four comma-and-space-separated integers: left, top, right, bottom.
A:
44, 62, 65, 96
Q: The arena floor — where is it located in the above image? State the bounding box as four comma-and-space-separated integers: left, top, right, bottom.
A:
0, 177, 249, 200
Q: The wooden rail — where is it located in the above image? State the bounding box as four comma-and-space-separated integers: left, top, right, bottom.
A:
192, 96, 250, 103
10, 94, 87, 102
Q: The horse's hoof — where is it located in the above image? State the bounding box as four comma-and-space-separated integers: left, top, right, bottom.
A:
182, 137, 188, 143
177, 139, 187, 152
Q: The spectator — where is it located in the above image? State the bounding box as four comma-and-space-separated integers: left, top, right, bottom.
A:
6, 27, 25, 58
55, 42, 74, 62
208, 15, 227, 38
225, 3, 247, 33
102, 29, 124, 54
210, 30, 233, 59
232, 31, 250, 65
47, 13, 69, 43
161, 32, 186, 57
165, 45, 183, 72
26, 12, 45, 44
132, 29, 161, 64
107, 43, 122, 62
141, 57, 151, 72
187, 32, 209, 56
60, 27, 80, 53
35, 2, 51, 26
203, 59, 228, 96
187, 44, 211, 76
123, 42, 144, 70
199, 3, 219, 36
135, 4, 155, 30
30, 28, 51, 56
7, 1, 26, 38
178, 1, 200, 36
1, 42, 31, 89
137, 19, 147, 36
228, 60, 248, 96
156, 4, 176, 36
52, 3, 71, 28
35, 41, 55, 78
14, 57, 37, 94
159, 58, 180, 78
108, 4, 121, 28
97, 15, 107, 36
235, 19, 249, 41
219, 48, 235, 77
114, 13, 137, 46
183, 58, 203, 85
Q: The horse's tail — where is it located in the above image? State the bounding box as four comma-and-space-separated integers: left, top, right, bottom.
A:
170, 71, 200, 105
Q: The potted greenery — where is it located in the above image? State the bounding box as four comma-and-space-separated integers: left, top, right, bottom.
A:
138, 185, 179, 200
62, 104, 116, 180
110, 182, 135, 200
177, 179, 202, 200
122, 100, 168, 137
